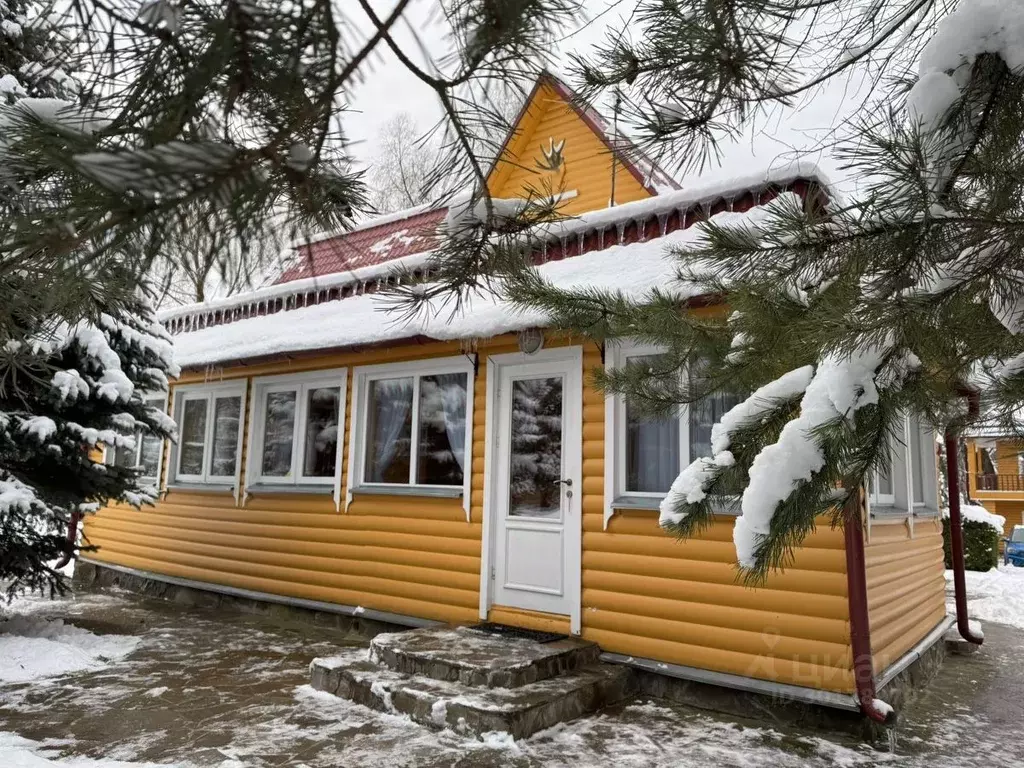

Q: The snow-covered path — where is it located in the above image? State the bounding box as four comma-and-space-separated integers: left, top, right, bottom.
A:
0, 569, 1021, 767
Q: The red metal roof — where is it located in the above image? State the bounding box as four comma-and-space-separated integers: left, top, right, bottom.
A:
276, 207, 447, 284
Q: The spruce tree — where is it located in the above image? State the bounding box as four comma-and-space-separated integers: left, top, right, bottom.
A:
0, 0, 77, 102
0, 297, 179, 596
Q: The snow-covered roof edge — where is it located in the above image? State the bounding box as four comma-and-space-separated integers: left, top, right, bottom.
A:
536, 158, 829, 241
157, 250, 432, 323
160, 160, 829, 338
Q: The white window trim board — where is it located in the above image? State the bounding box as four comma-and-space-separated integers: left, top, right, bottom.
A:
345, 355, 475, 521
167, 379, 247, 490
245, 369, 348, 503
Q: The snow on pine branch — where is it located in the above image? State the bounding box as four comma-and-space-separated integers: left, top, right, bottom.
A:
908, 0, 1024, 133
906, 0, 1024, 196
659, 365, 814, 526
733, 347, 888, 569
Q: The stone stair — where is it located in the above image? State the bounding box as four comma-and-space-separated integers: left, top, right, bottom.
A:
310, 626, 632, 739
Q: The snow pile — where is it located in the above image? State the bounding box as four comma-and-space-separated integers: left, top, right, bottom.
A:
948, 564, 1024, 629
0, 616, 140, 683
734, 349, 886, 568
871, 698, 894, 719
944, 502, 1006, 532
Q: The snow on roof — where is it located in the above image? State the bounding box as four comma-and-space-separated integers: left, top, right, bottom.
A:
963, 406, 1024, 439
535, 159, 828, 241
274, 206, 448, 284
163, 160, 827, 325
171, 195, 796, 369
297, 200, 448, 247
158, 250, 433, 323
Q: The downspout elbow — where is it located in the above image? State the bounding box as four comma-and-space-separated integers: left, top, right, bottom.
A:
944, 428, 984, 645
858, 693, 895, 724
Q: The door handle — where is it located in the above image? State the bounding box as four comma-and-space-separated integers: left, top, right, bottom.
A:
553, 478, 572, 487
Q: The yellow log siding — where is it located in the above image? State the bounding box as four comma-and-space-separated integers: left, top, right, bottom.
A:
864, 517, 946, 675
487, 82, 651, 215
85, 331, 884, 695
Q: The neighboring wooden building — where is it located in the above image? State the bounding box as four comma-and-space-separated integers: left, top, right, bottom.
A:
965, 425, 1024, 536
85, 73, 948, 718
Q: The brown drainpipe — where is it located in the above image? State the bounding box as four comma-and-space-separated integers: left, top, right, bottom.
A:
52, 509, 81, 572
844, 494, 895, 723
944, 428, 984, 645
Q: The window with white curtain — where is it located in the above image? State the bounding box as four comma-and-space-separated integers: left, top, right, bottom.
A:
248, 369, 347, 486
608, 343, 743, 508
169, 381, 246, 485
349, 357, 473, 493
106, 393, 168, 486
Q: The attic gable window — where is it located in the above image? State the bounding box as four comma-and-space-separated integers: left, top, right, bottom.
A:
604, 342, 743, 525
346, 356, 475, 515
247, 369, 347, 487
168, 381, 246, 487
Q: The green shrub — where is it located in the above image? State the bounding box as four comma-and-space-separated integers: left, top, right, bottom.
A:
942, 517, 1001, 571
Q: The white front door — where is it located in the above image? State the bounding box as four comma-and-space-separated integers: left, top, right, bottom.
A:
486, 348, 582, 629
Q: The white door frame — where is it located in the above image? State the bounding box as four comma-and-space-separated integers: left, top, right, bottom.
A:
479, 345, 583, 634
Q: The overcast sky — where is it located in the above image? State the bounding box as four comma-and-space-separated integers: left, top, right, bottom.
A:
341, 0, 876, 195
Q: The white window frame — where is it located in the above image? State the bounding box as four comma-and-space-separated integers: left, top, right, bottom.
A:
868, 412, 939, 523
869, 465, 896, 507
345, 355, 475, 519
104, 392, 169, 487
905, 413, 926, 510
606, 343, 687, 511
246, 369, 348, 487
168, 380, 247, 487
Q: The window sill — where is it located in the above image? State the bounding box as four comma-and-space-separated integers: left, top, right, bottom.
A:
612, 495, 740, 516
612, 495, 663, 511
870, 505, 910, 520
350, 485, 463, 499
166, 483, 234, 494
246, 483, 334, 496
913, 506, 940, 518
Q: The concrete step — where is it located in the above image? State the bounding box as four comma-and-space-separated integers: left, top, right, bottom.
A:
367, 626, 601, 689
310, 648, 632, 739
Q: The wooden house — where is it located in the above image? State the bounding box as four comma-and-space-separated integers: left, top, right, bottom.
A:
965, 424, 1024, 536
84, 73, 950, 720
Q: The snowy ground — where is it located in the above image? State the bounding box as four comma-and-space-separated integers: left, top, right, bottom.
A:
0, 570, 1021, 767
946, 564, 1024, 630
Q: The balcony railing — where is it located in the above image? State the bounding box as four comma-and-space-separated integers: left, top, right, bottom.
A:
975, 474, 1024, 492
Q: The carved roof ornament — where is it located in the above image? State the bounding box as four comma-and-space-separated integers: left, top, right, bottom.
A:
536, 137, 566, 172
